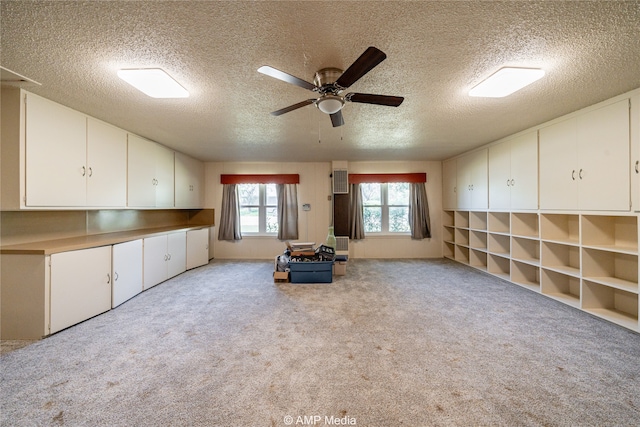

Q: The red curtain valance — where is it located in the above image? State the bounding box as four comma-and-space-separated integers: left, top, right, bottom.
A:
220, 174, 300, 184
349, 173, 426, 184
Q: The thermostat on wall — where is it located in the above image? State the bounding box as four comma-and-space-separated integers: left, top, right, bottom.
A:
302, 203, 311, 211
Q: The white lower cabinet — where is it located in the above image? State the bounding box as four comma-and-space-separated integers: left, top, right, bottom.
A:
143, 232, 186, 290
50, 246, 112, 334
187, 228, 209, 270
112, 239, 143, 307
1, 229, 202, 340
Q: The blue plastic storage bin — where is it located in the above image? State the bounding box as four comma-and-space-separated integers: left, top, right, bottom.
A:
288, 261, 333, 283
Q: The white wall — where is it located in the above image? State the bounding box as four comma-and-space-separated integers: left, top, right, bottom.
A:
205, 160, 443, 259
348, 160, 443, 259
205, 162, 332, 259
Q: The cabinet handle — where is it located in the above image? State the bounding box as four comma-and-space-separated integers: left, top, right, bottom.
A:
635, 161, 639, 174
106, 274, 111, 284
579, 169, 583, 179
81, 166, 86, 177
164, 254, 168, 261
571, 170, 576, 180
453, 186, 456, 193
507, 179, 510, 187
114, 272, 119, 281
88, 167, 93, 177
511, 179, 515, 186
168, 253, 172, 260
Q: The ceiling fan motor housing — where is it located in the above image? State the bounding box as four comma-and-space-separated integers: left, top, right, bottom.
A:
314, 68, 344, 93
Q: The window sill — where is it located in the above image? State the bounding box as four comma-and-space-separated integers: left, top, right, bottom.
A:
360, 233, 412, 239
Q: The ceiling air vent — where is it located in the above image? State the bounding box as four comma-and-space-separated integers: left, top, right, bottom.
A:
332, 169, 348, 194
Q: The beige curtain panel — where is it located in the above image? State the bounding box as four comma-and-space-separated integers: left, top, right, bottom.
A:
277, 183, 298, 241
409, 182, 431, 239
218, 184, 242, 241
349, 183, 365, 240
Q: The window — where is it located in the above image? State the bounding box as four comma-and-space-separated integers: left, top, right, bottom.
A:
238, 183, 278, 234
361, 182, 410, 233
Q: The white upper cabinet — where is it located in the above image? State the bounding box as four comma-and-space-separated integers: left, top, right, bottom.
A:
86, 118, 127, 207
127, 134, 175, 208
576, 100, 630, 211
540, 99, 630, 211
25, 92, 87, 207
175, 152, 204, 208
631, 94, 640, 211
442, 159, 457, 210
155, 144, 175, 208
489, 131, 538, 210
456, 149, 488, 209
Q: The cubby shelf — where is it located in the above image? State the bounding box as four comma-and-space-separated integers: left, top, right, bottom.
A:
541, 241, 580, 277
511, 236, 540, 266
469, 211, 488, 231
540, 214, 579, 244
511, 260, 540, 292
583, 280, 639, 330
511, 213, 539, 238
541, 268, 580, 308
442, 209, 640, 333
488, 212, 510, 234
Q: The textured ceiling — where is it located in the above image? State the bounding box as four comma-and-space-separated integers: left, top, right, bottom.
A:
1, 1, 639, 162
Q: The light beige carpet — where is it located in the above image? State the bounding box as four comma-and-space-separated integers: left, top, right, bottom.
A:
2, 259, 639, 426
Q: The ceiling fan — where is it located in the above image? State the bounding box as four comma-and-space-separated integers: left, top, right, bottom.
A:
258, 46, 404, 127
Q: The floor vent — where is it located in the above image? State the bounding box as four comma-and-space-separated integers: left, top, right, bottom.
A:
335, 236, 349, 255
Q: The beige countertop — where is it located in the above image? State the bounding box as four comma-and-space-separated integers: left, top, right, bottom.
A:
0, 225, 210, 255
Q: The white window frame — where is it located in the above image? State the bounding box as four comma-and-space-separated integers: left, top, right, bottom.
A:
238, 183, 278, 235
362, 182, 410, 234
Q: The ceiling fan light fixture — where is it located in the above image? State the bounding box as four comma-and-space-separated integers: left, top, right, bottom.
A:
117, 68, 189, 98
316, 95, 344, 114
469, 67, 545, 98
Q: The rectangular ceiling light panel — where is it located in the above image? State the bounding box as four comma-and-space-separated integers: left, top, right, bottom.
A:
469, 67, 545, 98
117, 68, 189, 98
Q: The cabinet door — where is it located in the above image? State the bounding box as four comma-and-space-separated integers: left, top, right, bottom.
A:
50, 246, 112, 334
143, 235, 168, 289
539, 118, 578, 210
25, 93, 87, 206
155, 144, 175, 208
87, 118, 127, 207
187, 229, 209, 270
510, 131, 538, 210
175, 152, 204, 208
167, 232, 186, 278
127, 134, 157, 207
456, 155, 472, 209
577, 99, 630, 211
442, 159, 457, 209
469, 149, 488, 209
112, 240, 143, 307
488, 141, 511, 209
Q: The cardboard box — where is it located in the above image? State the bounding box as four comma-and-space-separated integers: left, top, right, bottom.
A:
334, 261, 347, 276
273, 271, 289, 283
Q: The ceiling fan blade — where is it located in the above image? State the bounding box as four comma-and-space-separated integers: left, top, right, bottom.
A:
335, 46, 387, 89
258, 66, 317, 92
330, 110, 345, 127
345, 93, 404, 107
270, 99, 316, 116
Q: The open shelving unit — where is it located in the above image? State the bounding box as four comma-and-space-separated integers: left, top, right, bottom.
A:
443, 209, 639, 333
